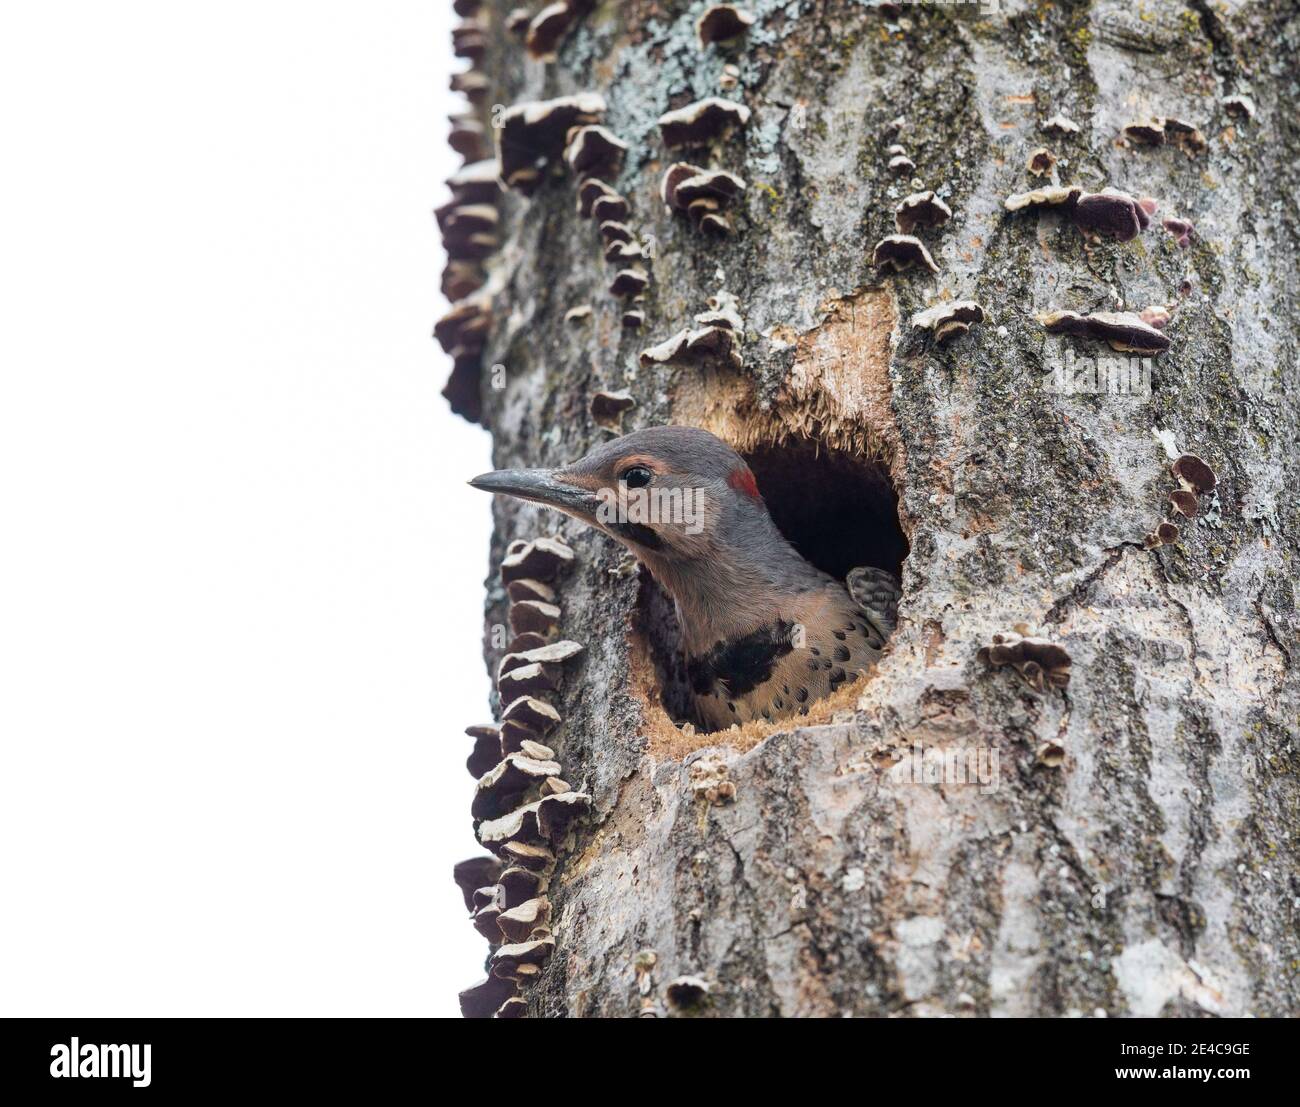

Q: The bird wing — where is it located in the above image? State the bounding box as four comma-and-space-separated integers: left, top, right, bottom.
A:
846, 566, 902, 646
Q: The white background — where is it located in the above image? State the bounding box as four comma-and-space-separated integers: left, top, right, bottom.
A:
0, 2, 489, 1015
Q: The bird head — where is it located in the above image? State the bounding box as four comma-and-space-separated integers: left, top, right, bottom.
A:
469, 425, 769, 563
470, 426, 836, 652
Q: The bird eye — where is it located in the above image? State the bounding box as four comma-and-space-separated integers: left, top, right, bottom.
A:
620, 465, 653, 489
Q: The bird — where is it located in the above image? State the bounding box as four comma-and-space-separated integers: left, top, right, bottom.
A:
470, 425, 901, 731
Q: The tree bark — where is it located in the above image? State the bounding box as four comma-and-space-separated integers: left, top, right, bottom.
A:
443, 0, 1300, 1017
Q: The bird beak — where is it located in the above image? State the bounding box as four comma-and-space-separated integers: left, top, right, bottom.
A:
468, 467, 602, 522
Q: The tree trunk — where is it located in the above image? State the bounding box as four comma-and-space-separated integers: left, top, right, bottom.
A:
441, 0, 1300, 1017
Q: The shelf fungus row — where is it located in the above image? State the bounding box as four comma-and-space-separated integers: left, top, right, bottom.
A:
979, 632, 1072, 695
882, 116, 915, 176
656, 96, 750, 235
561, 121, 653, 321
872, 123, 951, 276
1004, 185, 1161, 245
639, 291, 744, 371
1121, 116, 1207, 157
1145, 453, 1218, 549
456, 534, 591, 1018
497, 92, 606, 195
436, 13, 504, 425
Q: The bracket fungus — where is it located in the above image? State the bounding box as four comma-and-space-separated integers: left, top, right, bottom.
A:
500, 536, 575, 583
453, 856, 503, 912
452, 20, 488, 62
598, 220, 633, 245
1122, 118, 1166, 146
1003, 184, 1080, 213
604, 238, 645, 263
465, 724, 502, 778
911, 300, 985, 344
477, 790, 593, 849
1164, 117, 1208, 155
640, 326, 741, 371
499, 865, 543, 907
887, 152, 916, 175
450, 70, 490, 105
500, 840, 554, 871
657, 97, 751, 148
591, 389, 636, 432
1073, 188, 1152, 241
609, 267, 650, 299
1122, 116, 1207, 156
525, 3, 573, 59
496, 93, 606, 193
665, 976, 712, 1010
472, 753, 564, 821
1169, 489, 1199, 518
1036, 741, 1066, 768
1171, 453, 1217, 495
563, 304, 593, 328
448, 114, 490, 162
497, 897, 551, 943
436, 202, 499, 260
499, 719, 542, 755
495, 996, 528, 1018
499, 639, 585, 676
894, 191, 952, 235
979, 633, 1072, 692
497, 662, 557, 706
492, 935, 556, 978
1223, 94, 1255, 120
496, 701, 559, 743
640, 293, 744, 371
576, 177, 617, 218
590, 192, 629, 223
1026, 147, 1057, 177
508, 599, 561, 639
1040, 309, 1170, 354
1162, 217, 1194, 249
872, 234, 940, 275
1004, 185, 1153, 243
661, 164, 746, 233
696, 5, 754, 48
446, 158, 502, 205
564, 125, 628, 178
459, 975, 516, 1020
1144, 521, 1181, 549
434, 293, 493, 423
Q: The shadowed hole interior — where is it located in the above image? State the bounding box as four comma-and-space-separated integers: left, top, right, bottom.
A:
636, 436, 909, 727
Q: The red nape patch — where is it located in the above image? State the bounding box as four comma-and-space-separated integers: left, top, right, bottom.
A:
727, 466, 761, 500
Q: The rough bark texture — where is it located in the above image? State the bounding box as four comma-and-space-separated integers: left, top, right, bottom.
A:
447, 0, 1299, 1017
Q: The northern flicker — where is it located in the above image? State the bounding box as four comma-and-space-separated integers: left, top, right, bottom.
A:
470, 426, 901, 731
